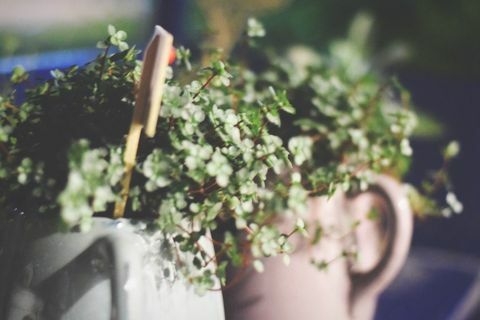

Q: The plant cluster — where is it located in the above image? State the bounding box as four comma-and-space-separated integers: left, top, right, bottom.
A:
0, 21, 460, 291
248, 22, 460, 219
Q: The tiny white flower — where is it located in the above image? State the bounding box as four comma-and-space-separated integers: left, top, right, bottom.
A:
225, 112, 238, 125
444, 141, 460, 159
216, 174, 229, 187
241, 200, 254, 213
400, 139, 413, 156
446, 192, 463, 214
247, 18, 266, 38
288, 136, 313, 166
253, 260, 265, 273
291, 172, 302, 183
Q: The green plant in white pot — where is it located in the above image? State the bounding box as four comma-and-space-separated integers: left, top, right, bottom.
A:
0, 25, 302, 319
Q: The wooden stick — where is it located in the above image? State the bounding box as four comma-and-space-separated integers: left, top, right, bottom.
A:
113, 123, 142, 218
113, 26, 173, 218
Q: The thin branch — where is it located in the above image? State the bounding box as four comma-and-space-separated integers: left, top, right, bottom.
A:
0, 142, 9, 156
97, 43, 111, 85
192, 72, 217, 101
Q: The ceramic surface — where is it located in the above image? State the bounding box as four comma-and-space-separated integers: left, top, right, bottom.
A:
0, 217, 225, 320
223, 175, 413, 320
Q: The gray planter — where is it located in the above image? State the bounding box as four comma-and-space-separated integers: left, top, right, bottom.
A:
0, 216, 225, 320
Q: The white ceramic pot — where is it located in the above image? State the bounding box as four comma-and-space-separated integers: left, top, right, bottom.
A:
0, 217, 225, 320
223, 175, 413, 320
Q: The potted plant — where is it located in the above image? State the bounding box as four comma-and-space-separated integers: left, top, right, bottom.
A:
222, 18, 462, 320
0, 21, 460, 320
0, 23, 305, 319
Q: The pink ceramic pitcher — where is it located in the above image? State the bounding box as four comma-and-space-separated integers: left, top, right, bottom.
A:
224, 175, 412, 320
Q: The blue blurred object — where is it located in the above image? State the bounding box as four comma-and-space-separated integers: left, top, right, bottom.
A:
0, 48, 101, 105
154, 0, 188, 45
375, 71, 480, 319
398, 72, 480, 258
375, 247, 480, 320
0, 48, 99, 76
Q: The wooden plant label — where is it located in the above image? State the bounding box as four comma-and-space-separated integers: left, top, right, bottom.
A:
114, 26, 174, 218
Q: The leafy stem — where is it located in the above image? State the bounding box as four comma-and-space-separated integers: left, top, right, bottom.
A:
97, 42, 111, 84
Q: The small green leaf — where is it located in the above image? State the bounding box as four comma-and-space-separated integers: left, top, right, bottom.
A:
108, 24, 116, 36
367, 207, 380, 221
10, 65, 28, 84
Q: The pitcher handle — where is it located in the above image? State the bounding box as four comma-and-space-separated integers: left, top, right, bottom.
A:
349, 175, 413, 304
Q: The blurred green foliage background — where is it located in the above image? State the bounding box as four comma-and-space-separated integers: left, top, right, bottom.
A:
1, 0, 478, 78
260, 0, 480, 78
185, 0, 479, 78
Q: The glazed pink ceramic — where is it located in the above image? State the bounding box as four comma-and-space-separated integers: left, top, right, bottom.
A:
224, 175, 412, 320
